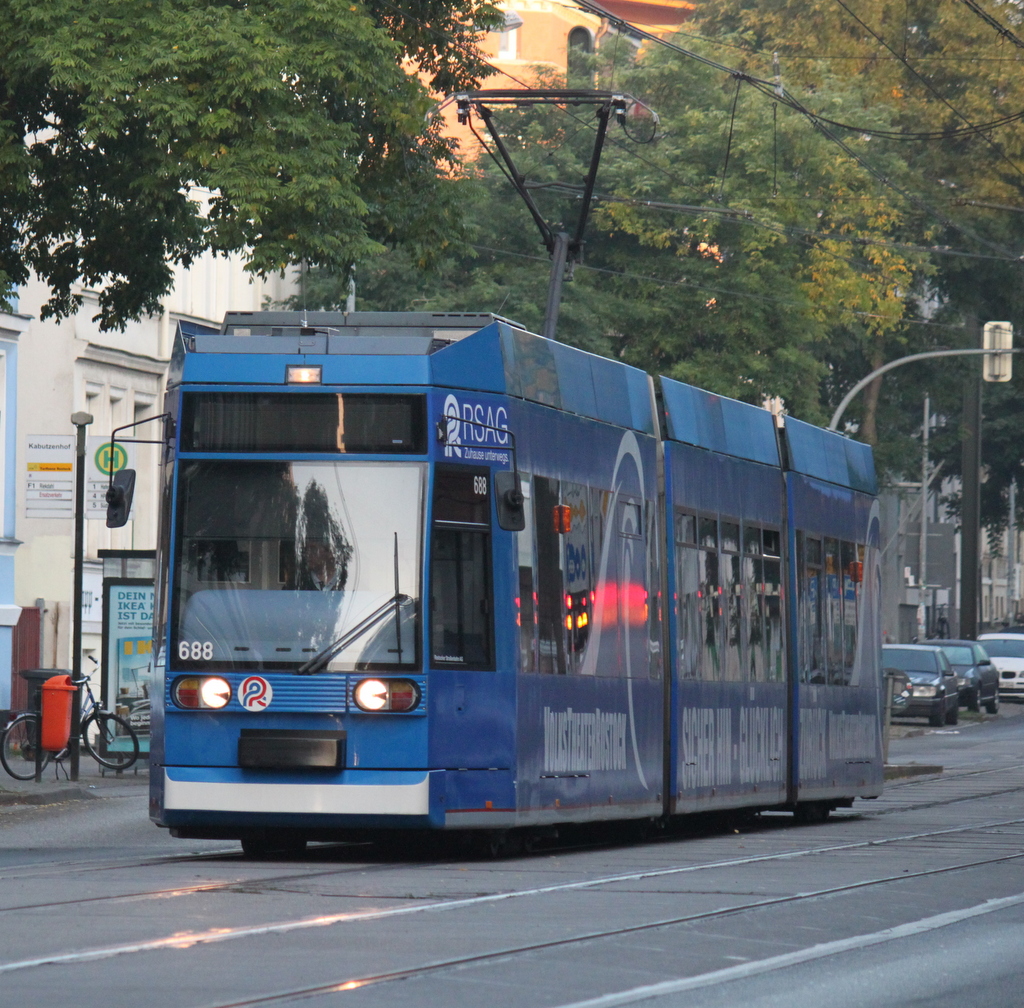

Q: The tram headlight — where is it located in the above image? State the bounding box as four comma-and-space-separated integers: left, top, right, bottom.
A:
353, 679, 389, 711
200, 677, 232, 709
172, 676, 232, 710
353, 678, 421, 713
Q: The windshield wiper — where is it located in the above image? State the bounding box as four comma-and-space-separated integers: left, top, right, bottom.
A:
295, 593, 412, 675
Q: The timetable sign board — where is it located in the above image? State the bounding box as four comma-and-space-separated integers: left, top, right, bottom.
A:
25, 435, 74, 518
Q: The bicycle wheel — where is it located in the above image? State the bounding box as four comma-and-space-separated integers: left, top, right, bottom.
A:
81, 712, 140, 770
0, 713, 52, 780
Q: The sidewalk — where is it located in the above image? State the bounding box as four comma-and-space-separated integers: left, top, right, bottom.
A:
0, 756, 148, 809
889, 697, 1024, 740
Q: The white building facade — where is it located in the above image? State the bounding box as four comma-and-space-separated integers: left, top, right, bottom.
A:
8, 253, 293, 708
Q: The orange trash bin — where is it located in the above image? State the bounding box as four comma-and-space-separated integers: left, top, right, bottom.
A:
40, 675, 77, 751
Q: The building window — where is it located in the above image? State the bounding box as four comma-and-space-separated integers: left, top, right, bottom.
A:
568, 27, 594, 86
498, 26, 518, 59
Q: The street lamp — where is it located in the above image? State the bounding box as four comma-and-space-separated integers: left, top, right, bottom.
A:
70, 411, 93, 781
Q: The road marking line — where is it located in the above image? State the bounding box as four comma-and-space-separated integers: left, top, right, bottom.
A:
552, 891, 1024, 1007
0, 815, 1020, 974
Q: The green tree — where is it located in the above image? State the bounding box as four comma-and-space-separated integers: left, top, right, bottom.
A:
301, 44, 931, 431
0, 0, 499, 328
687, 0, 1024, 506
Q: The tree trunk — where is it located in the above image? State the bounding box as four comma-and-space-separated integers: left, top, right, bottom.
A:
860, 355, 885, 446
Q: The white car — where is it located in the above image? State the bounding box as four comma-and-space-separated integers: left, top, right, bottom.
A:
977, 634, 1024, 700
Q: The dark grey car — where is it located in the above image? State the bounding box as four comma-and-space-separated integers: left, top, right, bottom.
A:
882, 644, 959, 727
925, 639, 1000, 714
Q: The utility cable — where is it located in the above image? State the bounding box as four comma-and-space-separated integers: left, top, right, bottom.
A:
830, 0, 1024, 181
959, 0, 1024, 51
572, 0, 1022, 257
377, 0, 1024, 275
469, 242, 975, 332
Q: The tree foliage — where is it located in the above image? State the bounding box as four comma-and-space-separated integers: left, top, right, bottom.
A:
687, 0, 1024, 520
288, 0, 1024, 526
0, 0, 500, 327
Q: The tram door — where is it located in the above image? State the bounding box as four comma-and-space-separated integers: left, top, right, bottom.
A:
430, 466, 494, 669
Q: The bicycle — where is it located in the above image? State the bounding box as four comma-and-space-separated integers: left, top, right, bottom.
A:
0, 676, 140, 780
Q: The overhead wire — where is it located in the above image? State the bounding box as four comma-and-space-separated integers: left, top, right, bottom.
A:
375, 0, 1008, 336
829, 0, 1024, 178
570, 0, 1024, 259
959, 0, 1024, 51
469, 242, 973, 333
376, 0, 1024, 291
534, 183, 1024, 262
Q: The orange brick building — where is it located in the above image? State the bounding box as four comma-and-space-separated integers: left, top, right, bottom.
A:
443, 0, 694, 156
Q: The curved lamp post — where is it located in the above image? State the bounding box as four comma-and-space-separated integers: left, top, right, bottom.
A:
828, 347, 1024, 432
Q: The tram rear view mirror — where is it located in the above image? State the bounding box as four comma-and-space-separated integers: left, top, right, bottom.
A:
494, 470, 525, 531
105, 469, 136, 528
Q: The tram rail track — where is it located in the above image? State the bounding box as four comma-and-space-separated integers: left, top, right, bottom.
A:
2, 813, 1023, 976
195, 847, 1024, 1008
0, 809, 1021, 917
1, 760, 1020, 885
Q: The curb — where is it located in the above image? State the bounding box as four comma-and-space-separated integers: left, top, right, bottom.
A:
884, 764, 943, 780
0, 786, 101, 807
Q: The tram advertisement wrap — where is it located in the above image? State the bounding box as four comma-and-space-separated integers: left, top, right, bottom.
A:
437, 392, 511, 465
103, 579, 154, 753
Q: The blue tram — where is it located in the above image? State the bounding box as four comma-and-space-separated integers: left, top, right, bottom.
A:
146, 311, 882, 851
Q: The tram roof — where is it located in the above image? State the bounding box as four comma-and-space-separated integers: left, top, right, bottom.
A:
783, 415, 877, 494
172, 312, 876, 493
172, 312, 657, 435
658, 376, 877, 495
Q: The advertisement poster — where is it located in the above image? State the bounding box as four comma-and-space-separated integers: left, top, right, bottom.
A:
102, 579, 154, 754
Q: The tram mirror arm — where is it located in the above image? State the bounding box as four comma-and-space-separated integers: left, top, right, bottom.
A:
435, 414, 525, 531
104, 413, 174, 528
295, 594, 413, 675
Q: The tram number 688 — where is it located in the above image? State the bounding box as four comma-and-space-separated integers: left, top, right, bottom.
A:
473, 476, 488, 496
179, 640, 214, 660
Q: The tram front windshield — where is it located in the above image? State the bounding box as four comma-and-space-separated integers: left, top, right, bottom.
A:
172, 461, 424, 671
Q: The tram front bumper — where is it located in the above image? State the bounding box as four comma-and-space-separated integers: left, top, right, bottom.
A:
157, 767, 444, 831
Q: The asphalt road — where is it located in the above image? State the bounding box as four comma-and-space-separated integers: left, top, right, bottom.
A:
0, 713, 1023, 1008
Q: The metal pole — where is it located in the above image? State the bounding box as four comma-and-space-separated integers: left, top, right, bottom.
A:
882, 671, 895, 766
959, 359, 982, 641
542, 231, 570, 341
920, 394, 929, 639
70, 411, 93, 781
1009, 479, 1018, 623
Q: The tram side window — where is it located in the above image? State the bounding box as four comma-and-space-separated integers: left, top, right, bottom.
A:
721, 521, 743, 681
431, 530, 493, 668
430, 466, 494, 670
744, 525, 765, 681
534, 476, 567, 674
675, 511, 702, 680
762, 528, 784, 681
824, 538, 844, 684
563, 480, 597, 672
798, 534, 860, 685
840, 539, 860, 684
516, 476, 537, 673
799, 534, 825, 683
698, 517, 721, 679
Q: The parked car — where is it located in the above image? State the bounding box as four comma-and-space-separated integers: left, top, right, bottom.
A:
977, 633, 1024, 701
886, 668, 911, 716
924, 639, 1000, 714
881, 644, 959, 727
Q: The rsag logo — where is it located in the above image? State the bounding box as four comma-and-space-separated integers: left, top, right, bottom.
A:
238, 676, 273, 712
441, 394, 511, 464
